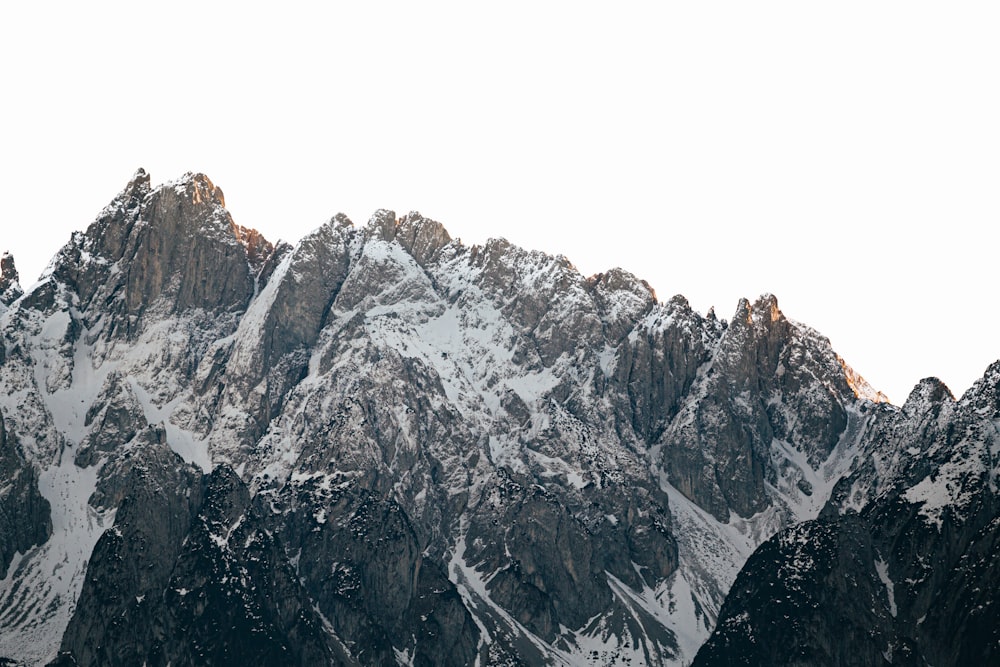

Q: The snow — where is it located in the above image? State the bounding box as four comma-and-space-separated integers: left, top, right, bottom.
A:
875, 558, 897, 617
604, 572, 679, 664
0, 454, 114, 665
652, 475, 780, 663
226, 247, 295, 376
557, 579, 671, 666
903, 439, 984, 531
0, 308, 122, 663
129, 378, 212, 472
526, 447, 588, 490
393, 646, 416, 666
767, 405, 867, 522
661, 570, 703, 659
598, 344, 618, 377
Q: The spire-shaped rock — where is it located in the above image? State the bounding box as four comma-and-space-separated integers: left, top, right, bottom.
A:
0, 251, 22, 305
365, 208, 398, 242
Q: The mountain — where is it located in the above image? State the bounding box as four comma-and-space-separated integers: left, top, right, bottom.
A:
0, 170, 993, 666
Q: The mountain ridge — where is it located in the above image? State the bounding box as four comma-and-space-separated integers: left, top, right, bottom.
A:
0, 171, 993, 666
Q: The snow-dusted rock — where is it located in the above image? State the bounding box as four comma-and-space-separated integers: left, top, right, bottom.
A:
2, 170, 991, 666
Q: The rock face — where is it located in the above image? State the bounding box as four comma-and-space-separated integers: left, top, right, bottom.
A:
0, 411, 51, 578
657, 294, 863, 522
0, 170, 993, 666
694, 367, 1000, 667
56, 460, 345, 667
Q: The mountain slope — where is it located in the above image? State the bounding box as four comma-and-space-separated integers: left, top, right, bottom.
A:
694, 369, 1000, 666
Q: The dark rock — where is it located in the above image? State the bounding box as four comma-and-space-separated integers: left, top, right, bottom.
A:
0, 253, 22, 305
59, 456, 346, 667
272, 476, 480, 666
0, 411, 51, 578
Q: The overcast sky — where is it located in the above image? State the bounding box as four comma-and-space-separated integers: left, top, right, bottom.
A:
1, 2, 997, 404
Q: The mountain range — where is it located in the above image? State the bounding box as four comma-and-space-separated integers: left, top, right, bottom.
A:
0, 170, 995, 665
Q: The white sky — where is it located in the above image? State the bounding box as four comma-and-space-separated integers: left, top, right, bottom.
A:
1, 2, 997, 404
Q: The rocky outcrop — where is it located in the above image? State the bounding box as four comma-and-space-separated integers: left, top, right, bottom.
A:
464, 468, 677, 641
693, 517, 900, 667
395, 211, 453, 269
0, 411, 51, 578
73, 371, 148, 468
0, 253, 22, 305
56, 444, 206, 666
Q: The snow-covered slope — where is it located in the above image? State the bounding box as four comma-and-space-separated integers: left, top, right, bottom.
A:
0, 170, 912, 666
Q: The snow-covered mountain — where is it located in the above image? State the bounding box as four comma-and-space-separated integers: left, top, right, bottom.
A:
0, 170, 993, 666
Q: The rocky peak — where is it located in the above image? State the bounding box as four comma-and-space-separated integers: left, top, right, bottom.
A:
395, 211, 452, 268
586, 267, 657, 342
0, 251, 22, 305
365, 208, 398, 242
750, 292, 781, 324
1, 252, 20, 287
109, 172, 262, 326
233, 224, 275, 277
716, 293, 791, 386
962, 360, 1000, 420
588, 267, 656, 300
175, 171, 226, 208
901, 377, 955, 421
124, 167, 152, 200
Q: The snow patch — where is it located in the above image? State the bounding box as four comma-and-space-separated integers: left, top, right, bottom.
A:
875, 558, 897, 617
129, 379, 212, 473
0, 455, 115, 665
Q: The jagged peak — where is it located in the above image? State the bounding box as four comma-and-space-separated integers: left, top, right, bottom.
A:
233, 224, 275, 275
902, 377, 955, 415
0, 251, 22, 305
751, 292, 782, 323
731, 297, 753, 327
328, 212, 354, 229
667, 293, 691, 311
395, 212, 452, 267
0, 251, 18, 284
961, 359, 1000, 418
365, 208, 397, 242
162, 171, 226, 208
128, 166, 151, 190
729, 293, 784, 328
587, 267, 657, 303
